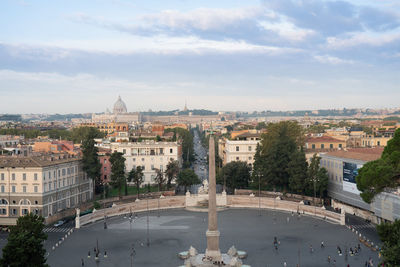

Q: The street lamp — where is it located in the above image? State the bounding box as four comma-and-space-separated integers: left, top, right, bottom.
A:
103, 210, 107, 229
258, 173, 261, 216
146, 188, 150, 247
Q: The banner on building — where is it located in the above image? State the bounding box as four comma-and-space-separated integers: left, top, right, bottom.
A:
342, 162, 362, 194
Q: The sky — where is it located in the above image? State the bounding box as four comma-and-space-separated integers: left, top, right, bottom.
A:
0, 0, 400, 113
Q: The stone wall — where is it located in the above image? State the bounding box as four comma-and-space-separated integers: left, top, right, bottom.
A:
228, 195, 343, 224
78, 196, 185, 227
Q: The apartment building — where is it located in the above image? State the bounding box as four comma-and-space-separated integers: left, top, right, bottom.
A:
219, 133, 261, 167
110, 141, 182, 184
321, 148, 400, 223
0, 154, 93, 225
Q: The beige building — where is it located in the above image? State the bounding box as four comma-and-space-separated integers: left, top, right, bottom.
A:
0, 154, 93, 225
219, 133, 261, 167
109, 141, 182, 185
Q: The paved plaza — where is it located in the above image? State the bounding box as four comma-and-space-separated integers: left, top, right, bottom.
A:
41, 208, 380, 267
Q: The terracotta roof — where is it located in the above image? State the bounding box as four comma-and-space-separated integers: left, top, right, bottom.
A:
0, 154, 81, 168
306, 136, 344, 143
323, 147, 384, 162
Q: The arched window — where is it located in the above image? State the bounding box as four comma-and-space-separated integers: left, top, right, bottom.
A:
0, 199, 8, 205
19, 199, 31, 205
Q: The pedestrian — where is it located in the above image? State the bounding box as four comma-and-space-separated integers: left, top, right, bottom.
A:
327, 255, 331, 263
333, 259, 336, 266
321, 241, 324, 248
81, 258, 84, 266
287, 216, 290, 223
309, 244, 313, 253
104, 250, 107, 258
283, 261, 287, 267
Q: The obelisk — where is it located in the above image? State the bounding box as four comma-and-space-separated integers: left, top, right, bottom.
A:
205, 135, 222, 261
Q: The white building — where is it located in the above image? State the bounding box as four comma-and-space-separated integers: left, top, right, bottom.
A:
92, 96, 141, 123
110, 141, 182, 185
219, 133, 261, 167
0, 154, 93, 225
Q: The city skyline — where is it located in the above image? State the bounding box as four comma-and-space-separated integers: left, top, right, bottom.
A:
1, 0, 400, 113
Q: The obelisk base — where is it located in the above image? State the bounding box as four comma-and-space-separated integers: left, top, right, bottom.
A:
205, 230, 221, 261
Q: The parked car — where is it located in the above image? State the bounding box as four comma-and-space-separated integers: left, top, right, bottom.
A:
54, 220, 65, 227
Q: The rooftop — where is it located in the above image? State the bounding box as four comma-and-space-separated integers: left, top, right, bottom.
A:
0, 154, 81, 168
323, 147, 384, 162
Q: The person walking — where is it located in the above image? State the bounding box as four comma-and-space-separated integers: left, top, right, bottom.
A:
81, 258, 84, 266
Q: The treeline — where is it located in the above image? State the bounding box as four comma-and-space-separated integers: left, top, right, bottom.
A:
0, 127, 104, 143
165, 127, 194, 168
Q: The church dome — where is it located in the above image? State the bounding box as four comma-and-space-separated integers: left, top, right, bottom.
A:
113, 96, 127, 114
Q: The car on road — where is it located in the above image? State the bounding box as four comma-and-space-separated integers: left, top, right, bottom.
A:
54, 220, 65, 227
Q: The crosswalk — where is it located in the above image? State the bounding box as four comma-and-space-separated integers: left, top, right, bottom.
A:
351, 224, 376, 229
44, 227, 73, 233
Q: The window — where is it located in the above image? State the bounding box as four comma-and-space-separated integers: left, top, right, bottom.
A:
12, 209, 17, 215
12, 174, 15, 180
321, 144, 325, 149
12, 186, 16, 193
236, 157, 239, 161
35, 200, 38, 205
236, 146, 239, 152
142, 165, 145, 170
104, 159, 107, 164
22, 209, 28, 215
248, 156, 252, 160
1, 173, 4, 180
142, 158, 145, 162
133, 158, 136, 162
248, 146, 252, 152
330, 144, 333, 149
151, 165, 154, 170
34, 173, 38, 180
58, 170, 60, 177
123, 149, 126, 154
1, 186, 4, 193
49, 183, 52, 191
170, 148, 173, 153
104, 175, 107, 180
339, 144, 342, 148
23, 186, 26, 193
62, 169, 66, 176
160, 148, 164, 155
312, 144, 315, 149
23, 173, 26, 180
0, 209, 6, 215
377, 141, 380, 146
104, 167, 107, 171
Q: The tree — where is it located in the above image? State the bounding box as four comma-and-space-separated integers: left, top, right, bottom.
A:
176, 169, 201, 193
109, 151, 126, 199
82, 137, 102, 196
306, 154, 329, 199
356, 129, 400, 203
154, 168, 165, 191
288, 149, 308, 194
253, 121, 305, 192
0, 213, 48, 267
130, 166, 144, 199
70, 126, 104, 144
164, 127, 194, 167
217, 161, 251, 192
165, 160, 180, 189
377, 219, 400, 266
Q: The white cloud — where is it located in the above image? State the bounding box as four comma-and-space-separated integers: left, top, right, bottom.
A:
258, 20, 315, 41
313, 55, 354, 65
140, 7, 275, 31
326, 30, 400, 49
2, 35, 303, 56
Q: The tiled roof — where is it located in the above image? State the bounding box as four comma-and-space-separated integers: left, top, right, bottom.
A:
323, 147, 384, 162
0, 154, 81, 168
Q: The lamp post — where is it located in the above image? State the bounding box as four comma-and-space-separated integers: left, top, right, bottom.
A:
103, 210, 107, 229
146, 188, 150, 247
258, 173, 261, 216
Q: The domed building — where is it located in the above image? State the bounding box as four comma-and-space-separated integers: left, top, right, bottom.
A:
91, 96, 141, 123
113, 96, 127, 114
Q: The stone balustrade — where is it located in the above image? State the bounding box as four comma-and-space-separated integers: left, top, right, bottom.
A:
78, 196, 185, 227
77, 194, 344, 228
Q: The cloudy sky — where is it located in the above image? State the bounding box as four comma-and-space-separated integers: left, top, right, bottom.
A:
1, 0, 400, 113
